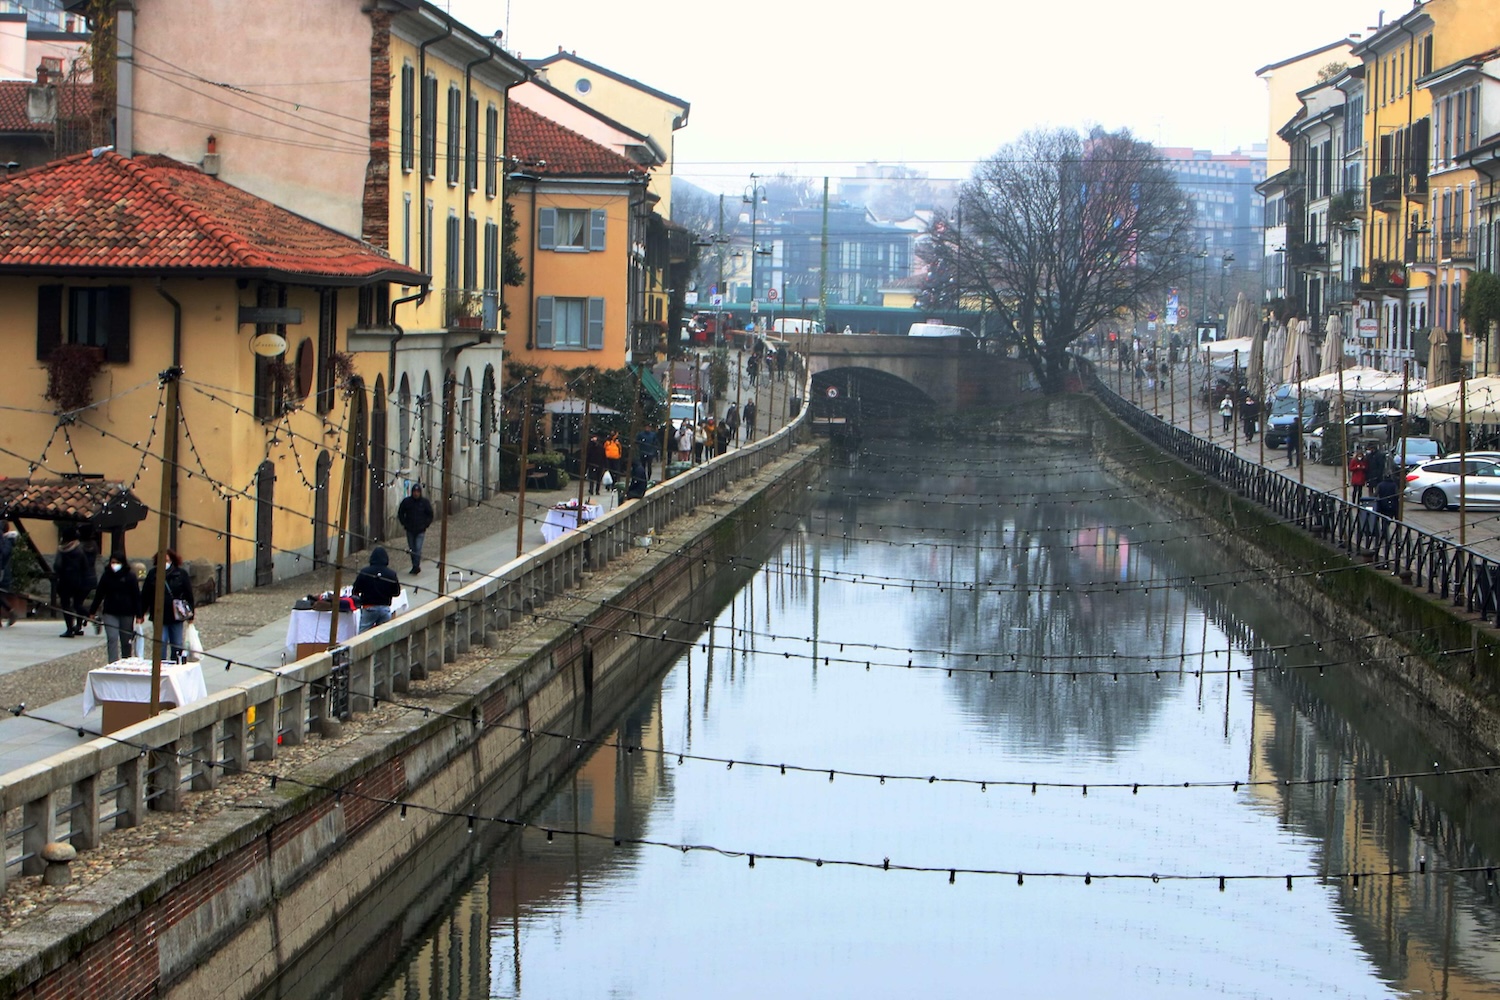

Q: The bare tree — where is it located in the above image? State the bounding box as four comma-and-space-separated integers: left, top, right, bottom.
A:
922, 127, 1193, 392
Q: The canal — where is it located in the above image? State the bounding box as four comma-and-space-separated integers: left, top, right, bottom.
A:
283, 440, 1500, 998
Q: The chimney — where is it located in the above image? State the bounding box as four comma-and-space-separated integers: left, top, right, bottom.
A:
201, 134, 220, 176
35, 63, 48, 86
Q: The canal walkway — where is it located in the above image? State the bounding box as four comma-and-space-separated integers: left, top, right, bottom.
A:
0, 364, 796, 776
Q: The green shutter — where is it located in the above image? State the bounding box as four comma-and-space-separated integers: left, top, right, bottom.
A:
589, 209, 606, 251
104, 285, 131, 364
536, 296, 554, 349
36, 284, 62, 360
538, 207, 556, 250
587, 297, 604, 350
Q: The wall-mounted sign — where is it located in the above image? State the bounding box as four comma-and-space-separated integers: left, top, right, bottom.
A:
1357, 318, 1379, 339
250, 332, 288, 357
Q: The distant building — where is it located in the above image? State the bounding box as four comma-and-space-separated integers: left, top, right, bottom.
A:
1157, 145, 1268, 324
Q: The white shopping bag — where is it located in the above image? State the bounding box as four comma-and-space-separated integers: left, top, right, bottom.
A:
184, 622, 204, 662
131, 621, 146, 659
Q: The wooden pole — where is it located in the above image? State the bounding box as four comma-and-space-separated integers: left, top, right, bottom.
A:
514, 377, 532, 558
437, 372, 455, 596
1338, 363, 1348, 501
1295, 356, 1305, 485
575, 380, 592, 516
148, 366, 181, 715
1186, 340, 1194, 435
1398, 361, 1411, 521
1232, 348, 1240, 445
326, 393, 359, 647
1459, 374, 1468, 549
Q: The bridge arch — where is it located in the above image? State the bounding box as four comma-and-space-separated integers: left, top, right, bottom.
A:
810, 366, 935, 420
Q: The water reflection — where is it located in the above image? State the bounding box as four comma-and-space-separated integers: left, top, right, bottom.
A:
352, 441, 1500, 999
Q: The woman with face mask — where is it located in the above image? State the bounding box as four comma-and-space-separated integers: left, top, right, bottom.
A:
89, 552, 142, 662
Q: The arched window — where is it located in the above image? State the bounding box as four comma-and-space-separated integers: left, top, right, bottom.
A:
397, 373, 412, 469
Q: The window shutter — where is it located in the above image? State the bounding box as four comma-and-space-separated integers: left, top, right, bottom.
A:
104, 285, 131, 364
36, 284, 62, 360
589, 209, 606, 251
587, 297, 604, 350
538, 207, 556, 250
536, 296, 554, 349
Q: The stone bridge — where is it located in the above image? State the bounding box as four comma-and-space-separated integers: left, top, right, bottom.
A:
804, 333, 1027, 413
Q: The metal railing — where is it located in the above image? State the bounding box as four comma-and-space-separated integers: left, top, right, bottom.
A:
0, 365, 813, 893
1081, 360, 1500, 626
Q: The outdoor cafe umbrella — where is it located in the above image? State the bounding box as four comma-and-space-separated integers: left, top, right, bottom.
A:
1426, 326, 1451, 387
1297, 366, 1420, 401
1264, 321, 1288, 386
1321, 314, 1344, 376
1410, 376, 1500, 423
1247, 314, 1265, 397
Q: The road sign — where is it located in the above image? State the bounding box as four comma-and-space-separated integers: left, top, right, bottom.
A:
684, 291, 698, 306
710, 293, 723, 307
750, 300, 759, 314
825, 386, 838, 399
768, 288, 778, 301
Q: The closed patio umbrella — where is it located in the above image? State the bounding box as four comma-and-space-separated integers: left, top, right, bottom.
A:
1426, 326, 1450, 387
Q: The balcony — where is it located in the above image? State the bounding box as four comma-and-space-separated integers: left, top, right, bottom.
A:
443, 289, 502, 334
1356, 259, 1407, 294
1443, 229, 1476, 263
1288, 243, 1328, 268
1369, 174, 1401, 212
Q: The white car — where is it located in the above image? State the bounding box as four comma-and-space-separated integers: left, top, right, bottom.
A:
1403, 457, 1500, 510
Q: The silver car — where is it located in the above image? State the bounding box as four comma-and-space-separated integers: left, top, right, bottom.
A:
1403, 457, 1500, 510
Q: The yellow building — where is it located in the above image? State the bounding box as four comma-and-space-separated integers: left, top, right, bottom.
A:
504, 102, 656, 378
0, 151, 424, 590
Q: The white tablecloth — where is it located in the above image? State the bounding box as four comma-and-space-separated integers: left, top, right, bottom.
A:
285, 608, 361, 648
83, 658, 208, 715
340, 586, 411, 616
540, 503, 602, 543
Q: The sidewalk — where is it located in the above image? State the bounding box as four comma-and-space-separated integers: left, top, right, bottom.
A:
0, 372, 791, 776
1095, 355, 1500, 563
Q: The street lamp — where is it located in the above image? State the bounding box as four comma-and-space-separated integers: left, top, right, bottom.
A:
744, 175, 768, 309
1196, 244, 1210, 338
1219, 251, 1235, 325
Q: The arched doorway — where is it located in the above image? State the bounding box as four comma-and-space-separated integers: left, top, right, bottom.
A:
461, 368, 474, 505
369, 375, 388, 543
313, 450, 331, 568
254, 460, 276, 586
397, 373, 412, 472
480, 365, 495, 501
349, 379, 368, 552
419, 371, 434, 490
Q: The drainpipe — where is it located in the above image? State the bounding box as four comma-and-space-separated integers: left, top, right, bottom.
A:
462, 47, 489, 341
388, 287, 426, 393
154, 279, 181, 552
417, 22, 453, 278
115, 0, 136, 153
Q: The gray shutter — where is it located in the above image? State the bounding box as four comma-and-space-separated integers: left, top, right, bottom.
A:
536, 296, 554, 349
589, 209, 606, 251
104, 285, 131, 364
36, 284, 62, 360
587, 297, 604, 350
538, 208, 556, 250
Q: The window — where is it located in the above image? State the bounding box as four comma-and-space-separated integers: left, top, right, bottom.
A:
420, 73, 437, 179
445, 213, 460, 290
424, 199, 434, 276
357, 282, 390, 327
35, 285, 130, 363
402, 193, 412, 268
535, 296, 604, 350
464, 214, 477, 290
446, 84, 461, 186
537, 207, 606, 251
253, 284, 289, 421
465, 92, 479, 192
400, 62, 415, 173
316, 288, 337, 414
484, 220, 499, 291
485, 104, 499, 198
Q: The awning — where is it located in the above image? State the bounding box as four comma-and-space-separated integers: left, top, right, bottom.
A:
631, 364, 667, 403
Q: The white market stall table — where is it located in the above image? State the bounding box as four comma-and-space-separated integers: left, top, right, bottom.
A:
540, 503, 602, 543
84, 657, 208, 734
338, 587, 412, 617
286, 607, 361, 660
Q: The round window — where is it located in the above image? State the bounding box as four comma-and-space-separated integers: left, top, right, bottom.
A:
574, 77, 592, 95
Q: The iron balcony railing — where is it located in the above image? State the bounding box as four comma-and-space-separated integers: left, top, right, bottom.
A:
442, 288, 502, 333
1080, 360, 1500, 630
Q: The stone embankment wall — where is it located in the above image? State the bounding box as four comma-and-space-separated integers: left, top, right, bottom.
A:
1, 446, 821, 1000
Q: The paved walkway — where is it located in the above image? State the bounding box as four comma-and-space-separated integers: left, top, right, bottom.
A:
1094, 354, 1500, 563
0, 362, 794, 776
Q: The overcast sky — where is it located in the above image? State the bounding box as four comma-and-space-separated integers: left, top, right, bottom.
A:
447, 0, 1382, 193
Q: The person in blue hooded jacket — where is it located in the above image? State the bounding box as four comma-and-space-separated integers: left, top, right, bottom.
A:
352, 546, 401, 632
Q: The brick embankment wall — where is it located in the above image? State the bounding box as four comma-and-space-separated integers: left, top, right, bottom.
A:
1, 447, 821, 1000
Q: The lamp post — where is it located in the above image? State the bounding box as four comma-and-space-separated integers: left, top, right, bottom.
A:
744, 175, 768, 315
1195, 245, 1210, 340
1219, 252, 1235, 328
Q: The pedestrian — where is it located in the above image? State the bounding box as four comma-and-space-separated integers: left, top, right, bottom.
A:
636, 427, 659, 480
625, 458, 649, 500
1241, 395, 1259, 442
747, 353, 759, 387
138, 550, 193, 662
1365, 446, 1387, 485
1349, 446, 1369, 502
693, 420, 708, 463
715, 418, 730, 456
743, 399, 757, 442
88, 551, 141, 662
603, 431, 623, 476
52, 529, 95, 637
1285, 417, 1302, 467
723, 403, 739, 446
1219, 395, 1233, 433
1374, 472, 1401, 517
585, 434, 605, 496
675, 421, 694, 463
0, 520, 17, 626
351, 546, 401, 632
397, 483, 434, 576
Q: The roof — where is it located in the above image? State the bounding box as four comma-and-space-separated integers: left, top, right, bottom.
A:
0, 479, 147, 529
506, 103, 647, 180
0, 80, 92, 134
526, 51, 690, 115
0, 151, 427, 285
1254, 39, 1353, 78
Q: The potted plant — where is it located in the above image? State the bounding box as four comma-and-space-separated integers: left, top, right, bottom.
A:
44, 344, 104, 415
454, 292, 483, 330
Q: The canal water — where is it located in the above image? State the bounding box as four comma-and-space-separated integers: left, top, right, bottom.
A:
331, 441, 1500, 998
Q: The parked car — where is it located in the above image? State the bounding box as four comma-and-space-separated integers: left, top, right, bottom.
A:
1265, 398, 1329, 448
1403, 456, 1500, 510
1389, 436, 1446, 471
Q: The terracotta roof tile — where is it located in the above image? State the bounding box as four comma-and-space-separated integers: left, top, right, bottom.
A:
0, 479, 147, 528
506, 103, 646, 180
0, 151, 427, 284
0, 80, 92, 134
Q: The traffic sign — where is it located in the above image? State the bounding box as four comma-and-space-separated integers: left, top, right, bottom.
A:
710, 293, 723, 307
768, 288, 778, 301
750, 300, 759, 313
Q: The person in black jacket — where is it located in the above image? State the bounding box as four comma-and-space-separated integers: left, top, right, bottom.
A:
397, 484, 435, 575
138, 550, 193, 663
352, 546, 401, 632
89, 552, 141, 662
52, 530, 95, 637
